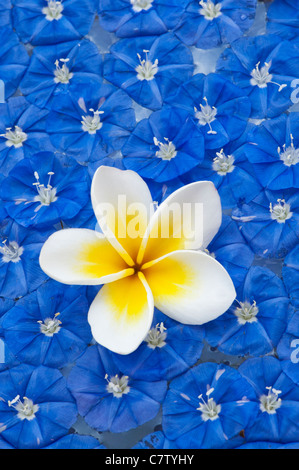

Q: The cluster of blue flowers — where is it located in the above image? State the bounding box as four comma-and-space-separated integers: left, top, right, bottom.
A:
0, 0, 299, 449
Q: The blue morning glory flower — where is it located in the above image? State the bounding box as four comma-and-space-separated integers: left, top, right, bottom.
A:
0, 218, 50, 299
68, 344, 167, 433
267, 0, 299, 41
133, 430, 177, 449
206, 266, 289, 356
216, 34, 299, 118
103, 33, 194, 111
277, 305, 299, 362
244, 113, 299, 190
1, 151, 89, 229
44, 434, 104, 449
47, 82, 136, 163
0, 0, 12, 27
282, 244, 299, 309
110, 309, 205, 382
169, 73, 251, 150
162, 362, 257, 449
0, 297, 14, 337
99, 0, 189, 38
175, 0, 257, 49
122, 105, 205, 182
1, 280, 92, 368
12, 0, 96, 46
20, 39, 102, 110
232, 189, 299, 258
0, 437, 14, 449
0, 26, 29, 101
0, 363, 77, 449
0, 96, 54, 177
239, 357, 299, 443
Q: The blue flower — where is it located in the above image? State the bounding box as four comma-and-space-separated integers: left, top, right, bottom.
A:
282, 244, 299, 309
133, 430, 177, 449
216, 35, 299, 118
0, 96, 54, 176
0, 0, 12, 28
175, 0, 257, 49
0, 218, 50, 299
44, 434, 104, 449
0, 297, 14, 336
12, 0, 96, 46
239, 357, 299, 443
68, 344, 167, 433
1, 151, 89, 229
99, 0, 188, 38
277, 305, 299, 361
103, 33, 194, 111
206, 266, 289, 356
162, 362, 257, 449
267, 0, 299, 41
47, 82, 136, 163
20, 39, 102, 110
232, 189, 299, 258
0, 26, 29, 100
122, 106, 205, 182
244, 113, 299, 190
1, 280, 92, 368
169, 73, 251, 150
110, 309, 205, 381
238, 442, 299, 449
0, 364, 77, 449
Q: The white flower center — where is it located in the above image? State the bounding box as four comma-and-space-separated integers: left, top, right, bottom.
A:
0, 240, 23, 263
212, 149, 235, 175
131, 0, 154, 13
54, 58, 73, 84
8, 395, 39, 421
145, 322, 167, 349
197, 388, 221, 421
42, 0, 64, 21
250, 61, 287, 91
33, 171, 58, 207
260, 387, 282, 414
136, 50, 158, 81
278, 134, 299, 167
105, 374, 130, 398
234, 300, 259, 325
270, 199, 293, 223
0, 126, 28, 148
194, 97, 217, 135
81, 109, 104, 135
38, 313, 61, 337
153, 137, 177, 161
199, 0, 222, 20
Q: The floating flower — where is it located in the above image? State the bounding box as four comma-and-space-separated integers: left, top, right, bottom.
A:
103, 33, 193, 111
1, 151, 89, 229
67, 344, 167, 432
282, 244, 299, 309
122, 106, 205, 182
1, 281, 92, 368
206, 266, 289, 356
12, 0, 96, 45
39, 166, 236, 354
216, 34, 299, 118
169, 73, 251, 150
0, 364, 77, 449
175, 0, 257, 49
133, 431, 177, 449
267, 0, 299, 41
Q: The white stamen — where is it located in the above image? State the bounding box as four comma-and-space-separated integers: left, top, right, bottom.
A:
8, 396, 39, 421
194, 97, 217, 134
136, 50, 158, 81
0, 126, 28, 148
42, 0, 63, 21
234, 300, 259, 325
105, 374, 130, 398
250, 61, 287, 91
33, 171, 58, 207
145, 322, 167, 349
199, 0, 222, 20
54, 58, 73, 84
38, 313, 61, 337
81, 108, 104, 135
269, 199, 293, 223
0, 240, 23, 263
278, 134, 299, 167
212, 148, 235, 175
197, 388, 221, 421
153, 136, 177, 161
130, 0, 154, 13
260, 386, 282, 414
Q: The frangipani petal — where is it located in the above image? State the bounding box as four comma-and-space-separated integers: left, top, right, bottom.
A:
88, 272, 154, 354
91, 166, 153, 265
39, 228, 133, 285
143, 250, 236, 325
138, 181, 222, 265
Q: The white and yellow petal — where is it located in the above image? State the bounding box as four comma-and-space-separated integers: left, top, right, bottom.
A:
39, 228, 134, 285
142, 250, 236, 325
88, 272, 154, 354
138, 181, 222, 265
